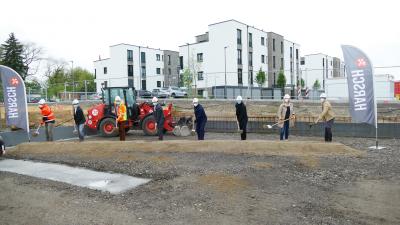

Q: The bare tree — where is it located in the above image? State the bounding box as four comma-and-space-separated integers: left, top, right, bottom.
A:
22, 42, 43, 79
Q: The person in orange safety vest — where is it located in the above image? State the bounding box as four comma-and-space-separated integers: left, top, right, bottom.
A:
38, 99, 55, 141
115, 96, 127, 141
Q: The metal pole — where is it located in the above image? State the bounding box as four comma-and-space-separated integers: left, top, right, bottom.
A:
28, 87, 31, 102
64, 82, 67, 101
187, 43, 191, 96
70, 60, 74, 95
84, 80, 88, 100
224, 46, 227, 99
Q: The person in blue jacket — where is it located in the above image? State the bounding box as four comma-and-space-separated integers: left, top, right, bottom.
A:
193, 98, 207, 140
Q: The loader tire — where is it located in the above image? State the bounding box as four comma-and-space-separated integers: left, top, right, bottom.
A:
99, 118, 119, 137
142, 116, 157, 136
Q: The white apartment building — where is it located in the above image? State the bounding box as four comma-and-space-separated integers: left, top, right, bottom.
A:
179, 20, 270, 97
325, 74, 395, 101
300, 53, 338, 90
283, 39, 301, 88
94, 44, 179, 92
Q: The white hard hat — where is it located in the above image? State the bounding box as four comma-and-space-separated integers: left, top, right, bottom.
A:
320, 93, 327, 98
72, 99, 79, 105
192, 98, 199, 103
38, 99, 46, 105
284, 94, 290, 99
115, 96, 121, 102
236, 95, 242, 101
152, 96, 158, 103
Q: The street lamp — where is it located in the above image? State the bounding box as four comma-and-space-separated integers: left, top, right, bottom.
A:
69, 60, 74, 95
224, 46, 228, 99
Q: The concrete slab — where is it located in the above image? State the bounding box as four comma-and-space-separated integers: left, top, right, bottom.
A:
0, 159, 150, 194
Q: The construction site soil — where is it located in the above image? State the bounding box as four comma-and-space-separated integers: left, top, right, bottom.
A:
1, 131, 399, 225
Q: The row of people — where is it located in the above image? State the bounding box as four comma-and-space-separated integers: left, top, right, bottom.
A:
35, 93, 334, 143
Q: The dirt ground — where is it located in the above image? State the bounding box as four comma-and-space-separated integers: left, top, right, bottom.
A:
1, 132, 400, 225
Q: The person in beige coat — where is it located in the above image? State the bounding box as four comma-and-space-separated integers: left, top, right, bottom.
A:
315, 93, 335, 142
277, 94, 296, 140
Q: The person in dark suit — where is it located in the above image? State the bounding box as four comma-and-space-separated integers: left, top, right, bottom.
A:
235, 96, 248, 140
152, 97, 165, 141
72, 99, 86, 141
193, 98, 207, 140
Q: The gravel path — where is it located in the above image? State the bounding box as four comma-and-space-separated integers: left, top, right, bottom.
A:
1, 132, 399, 225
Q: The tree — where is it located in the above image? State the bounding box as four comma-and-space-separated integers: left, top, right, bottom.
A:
255, 68, 266, 87
71, 67, 96, 92
181, 68, 192, 95
300, 78, 305, 88
22, 42, 43, 78
276, 70, 286, 88
313, 79, 321, 90
25, 79, 42, 90
0, 33, 27, 79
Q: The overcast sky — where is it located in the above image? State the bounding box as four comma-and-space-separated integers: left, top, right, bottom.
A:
1, 0, 399, 79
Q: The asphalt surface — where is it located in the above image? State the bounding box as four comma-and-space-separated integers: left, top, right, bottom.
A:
0, 126, 96, 147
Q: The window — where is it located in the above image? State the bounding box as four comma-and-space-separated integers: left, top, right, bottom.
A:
249, 70, 253, 85
331, 61, 333, 66
290, 47, 293, 58
141, 66, 146, 78
290, 62, 293, 72
322, 58, 325, 67
273, 72, 276, 85
156, 54, 160, 61
128, 65, 133, 77
168, 55, 171, 65
248, 33, 252, 47
168, 68, 171, 75
179, 56, 183, 69
141, 80, 146, 90
141, 52, 146, 63
261, 37, 265, 46
237, 49, 242, 65
273, 39, 275, 51
273, 56, 276, 69
300, 57, 305, 65
238, 69, 243, 85
198, 71, 204, 81
249, 52, 253, 66
296, 49, 299, 60
281, 58, 284, 70
237, 29, 242, 45
162, 55, 164, 61
127, 50, 133, 61
261, 55, 265, 64
94, 69, 96, 79
156, 68, 161, 75
103, 67, 107, 74
197, 53, 203, 62
281, 41, 283, 54
157, 81, 161, 87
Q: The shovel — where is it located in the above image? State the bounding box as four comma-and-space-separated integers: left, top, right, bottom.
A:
32, 124, 41, 137
264, 118, 292, 129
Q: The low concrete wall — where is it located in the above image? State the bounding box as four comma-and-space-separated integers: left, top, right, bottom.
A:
205, 121, 399, 139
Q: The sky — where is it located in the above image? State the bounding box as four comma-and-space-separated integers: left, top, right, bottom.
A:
1, 0, 399, 79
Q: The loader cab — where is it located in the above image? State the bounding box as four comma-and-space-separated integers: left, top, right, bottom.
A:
102, 87, 139, 120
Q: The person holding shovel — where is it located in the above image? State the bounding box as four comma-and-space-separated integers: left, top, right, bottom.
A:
315, 93, 335, 142
38, 99, 55, 141
235, 95, 248, 140
115, 96, 127, 141
72, 99, 86, 142
277, 94, 295, 141
152, 97, 165, 141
